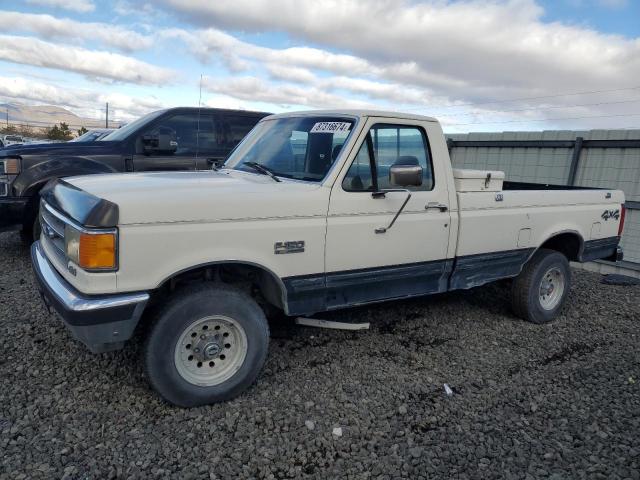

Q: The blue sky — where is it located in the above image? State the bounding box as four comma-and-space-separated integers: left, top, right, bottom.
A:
539, 0, 640, 37
0, 0, 639, 132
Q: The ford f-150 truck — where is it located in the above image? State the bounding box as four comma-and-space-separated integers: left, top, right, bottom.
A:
0, 107, 269, 240
31, 110, 625, 407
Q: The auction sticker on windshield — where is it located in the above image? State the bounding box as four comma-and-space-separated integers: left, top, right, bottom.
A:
310, 122, 351, 133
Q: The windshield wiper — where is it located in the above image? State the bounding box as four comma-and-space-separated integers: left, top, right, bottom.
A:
243, 162, 281, 182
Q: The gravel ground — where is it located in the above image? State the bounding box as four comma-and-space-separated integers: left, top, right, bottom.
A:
1, 230, 639, 480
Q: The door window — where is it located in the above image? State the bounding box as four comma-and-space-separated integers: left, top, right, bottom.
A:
343, 124, 433, 191
220, 115, 261, 150
142, 113, 215, 156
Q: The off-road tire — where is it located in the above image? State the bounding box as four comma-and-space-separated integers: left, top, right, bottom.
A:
144, 283, 269, 407
511, 249, 571, 324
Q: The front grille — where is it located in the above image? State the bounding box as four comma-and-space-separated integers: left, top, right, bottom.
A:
40, 203, 67, 263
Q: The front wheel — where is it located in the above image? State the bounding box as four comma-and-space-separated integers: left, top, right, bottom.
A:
144, 283, 269, 407
511, 249, 571, 324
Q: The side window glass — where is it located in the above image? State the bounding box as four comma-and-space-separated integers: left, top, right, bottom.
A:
343, 125, 433, 191
220, 115, 260, 150
342, 135, 374, 191
143, 114, 214, 156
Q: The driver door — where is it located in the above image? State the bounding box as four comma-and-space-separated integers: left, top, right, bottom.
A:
324, 118, 452, 309
132, 113, 213, 171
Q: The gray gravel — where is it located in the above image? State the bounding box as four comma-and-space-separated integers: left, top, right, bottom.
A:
1, 230, 639, 479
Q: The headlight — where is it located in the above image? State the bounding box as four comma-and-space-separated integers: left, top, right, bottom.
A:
65, 225, 117, 270
2, 158, 21, 174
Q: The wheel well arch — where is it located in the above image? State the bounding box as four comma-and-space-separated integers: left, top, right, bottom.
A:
154, 261, 288, 312
536, 230, 584, 262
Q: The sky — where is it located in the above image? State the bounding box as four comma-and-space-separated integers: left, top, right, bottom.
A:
0, 0, 639, 132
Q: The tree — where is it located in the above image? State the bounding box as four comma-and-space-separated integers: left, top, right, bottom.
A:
0, 124, 18, 135
17, 124, 34, 138
45, 122, 73, 141
77, 126, 88, 137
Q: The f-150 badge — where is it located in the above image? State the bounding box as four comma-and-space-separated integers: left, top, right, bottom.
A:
601, 209, 620, 221
274, 241, 305, 254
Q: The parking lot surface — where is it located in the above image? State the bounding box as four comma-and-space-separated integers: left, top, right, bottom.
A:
1, 231, 638, 479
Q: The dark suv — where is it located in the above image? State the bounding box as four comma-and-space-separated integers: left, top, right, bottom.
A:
0, 107, 270, 240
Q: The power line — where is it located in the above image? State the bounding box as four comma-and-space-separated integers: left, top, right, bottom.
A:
448, 112, 640, 126
405, 85, 640, 112
439, 98, 640, 118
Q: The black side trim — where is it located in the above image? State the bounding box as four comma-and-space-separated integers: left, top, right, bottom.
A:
40, 179, 119, 228
449, 248, 535, 290
283, 259, 453, 316
580, 236, 621, 262
326, 260, 453, 310
283, 274, 327, 315
503, 181, 603, 191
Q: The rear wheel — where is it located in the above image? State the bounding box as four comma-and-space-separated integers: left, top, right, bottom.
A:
511, 249, 571, 324
145, 283, 269, 407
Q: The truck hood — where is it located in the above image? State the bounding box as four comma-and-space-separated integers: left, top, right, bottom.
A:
63, 170, 327, 225
0, 140, 121, 157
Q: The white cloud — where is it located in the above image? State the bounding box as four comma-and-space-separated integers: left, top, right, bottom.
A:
0, 11, 153, 52
0, 76, 164, 120
158, 0, 640, 104
203, 76, 375, 110
266, 65, 316, 84
25, 0, 95, 13
0, 35, 176, 85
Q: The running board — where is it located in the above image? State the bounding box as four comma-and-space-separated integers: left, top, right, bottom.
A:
295, 317, 370, 330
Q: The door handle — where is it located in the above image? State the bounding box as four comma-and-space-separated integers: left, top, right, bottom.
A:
124, 157, 134, 172
426, 202, 448, 212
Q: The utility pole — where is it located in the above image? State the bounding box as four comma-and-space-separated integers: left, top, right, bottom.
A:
5, 107, 8, 127
105, 102, 109, 129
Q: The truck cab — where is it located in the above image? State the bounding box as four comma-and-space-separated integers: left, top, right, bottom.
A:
31, 110, 625, 407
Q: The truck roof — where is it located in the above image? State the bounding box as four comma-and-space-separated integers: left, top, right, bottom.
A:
159, 106, 272, 116
266, 109, 437, 122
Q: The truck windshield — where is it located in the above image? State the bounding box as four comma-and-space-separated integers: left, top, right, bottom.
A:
225, 116, 356, 182
99, 109, 166, 142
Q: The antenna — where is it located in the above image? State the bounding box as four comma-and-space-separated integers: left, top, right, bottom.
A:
195, 74, 203, 167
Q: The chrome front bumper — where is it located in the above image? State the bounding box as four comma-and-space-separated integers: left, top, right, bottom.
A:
31, 241, 149, 353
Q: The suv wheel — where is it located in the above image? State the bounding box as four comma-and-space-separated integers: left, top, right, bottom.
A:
145, 283, 269, 407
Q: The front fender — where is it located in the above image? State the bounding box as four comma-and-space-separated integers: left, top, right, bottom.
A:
13, 156, 120, 197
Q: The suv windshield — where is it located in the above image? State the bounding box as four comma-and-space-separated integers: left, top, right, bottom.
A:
99, 109, 166, 142
225, 116, 356, 182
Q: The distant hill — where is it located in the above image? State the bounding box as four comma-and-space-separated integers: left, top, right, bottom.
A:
0, 102, 116, 131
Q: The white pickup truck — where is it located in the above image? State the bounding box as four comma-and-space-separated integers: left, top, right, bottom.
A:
32, 110, 626, 406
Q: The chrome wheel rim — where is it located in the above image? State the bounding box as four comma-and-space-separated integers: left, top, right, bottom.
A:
174, 315, 248, 386
539, 267, 565, 310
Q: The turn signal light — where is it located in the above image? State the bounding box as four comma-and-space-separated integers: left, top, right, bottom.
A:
78, 233, 116, 269
4, 158, 20, 174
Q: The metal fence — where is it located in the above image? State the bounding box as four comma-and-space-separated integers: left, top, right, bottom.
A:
446, 129, 640, 267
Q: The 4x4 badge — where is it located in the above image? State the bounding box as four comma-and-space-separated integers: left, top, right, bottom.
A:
601, 209, 620, 221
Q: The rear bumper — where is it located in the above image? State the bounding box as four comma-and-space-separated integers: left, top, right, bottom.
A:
31, 241, 149, 353
605, 246, 624, 263
0, 197, 28, 232
580, 236, 623, 263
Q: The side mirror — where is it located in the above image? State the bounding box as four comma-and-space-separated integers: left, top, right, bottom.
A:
142, 132, 177, 154
389, 164, 423, 187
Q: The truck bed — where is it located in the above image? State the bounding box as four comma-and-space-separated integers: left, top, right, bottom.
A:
451, 182, 624, 289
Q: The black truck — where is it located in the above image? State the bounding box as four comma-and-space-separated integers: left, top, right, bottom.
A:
0, 107, 270, 240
